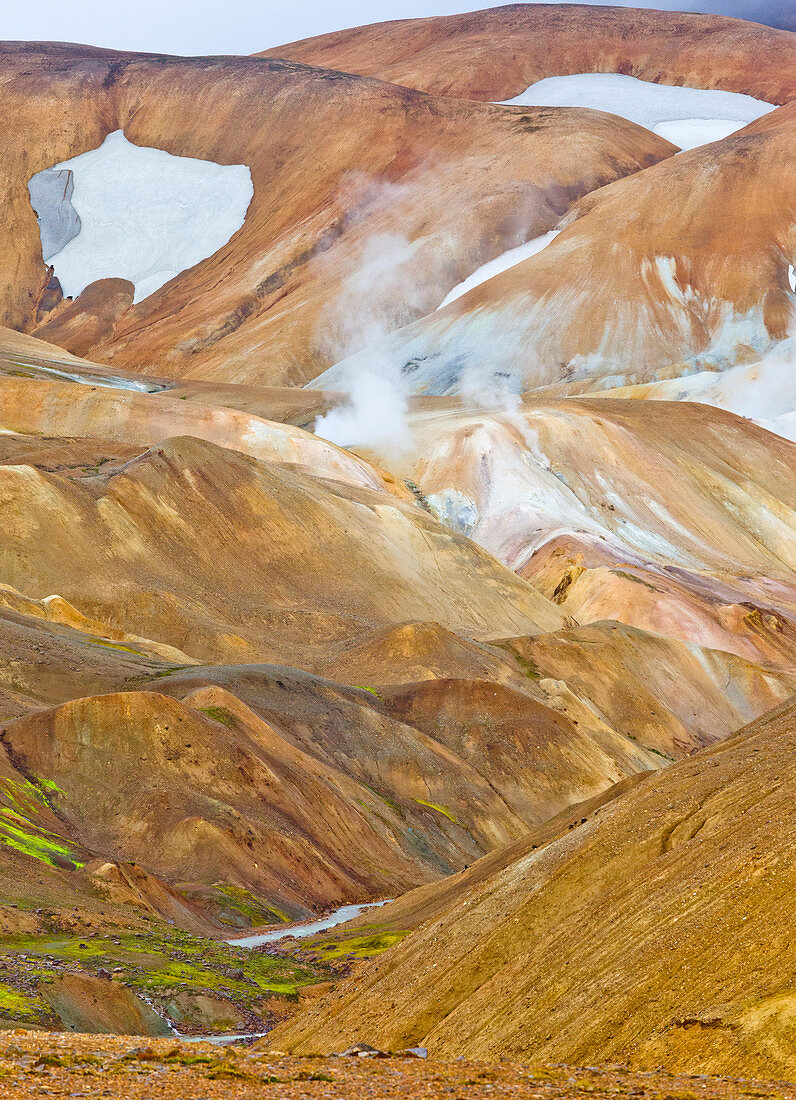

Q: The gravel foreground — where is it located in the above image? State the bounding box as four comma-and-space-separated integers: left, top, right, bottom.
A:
0, 1032, 794, 1099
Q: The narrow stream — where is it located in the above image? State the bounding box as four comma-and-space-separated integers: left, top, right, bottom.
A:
227, 899, 391, 949
181, 1031, 271, 1045
173, 901, 392, 1045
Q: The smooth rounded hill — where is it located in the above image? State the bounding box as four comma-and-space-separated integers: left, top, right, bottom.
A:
258, 4, 796, 103
0, 434, 565, 666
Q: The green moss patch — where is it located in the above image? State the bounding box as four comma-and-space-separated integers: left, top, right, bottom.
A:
497, 642, 541, 680
214, 885, 289, 926
354, 686, 383, 702
88, 637, 145, 655
413, 798, 462, 826
311, 930, 409, 960
0, 981, 50, 1025
0, 927, 336, 1030
0, 778, 83, 869
198, 706, 237, 728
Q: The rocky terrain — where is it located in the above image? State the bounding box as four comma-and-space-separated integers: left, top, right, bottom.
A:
0, 1, 793, 1091
2, 1033, 796, 1099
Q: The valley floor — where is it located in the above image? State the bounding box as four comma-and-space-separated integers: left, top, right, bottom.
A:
0, 1033, 794, 1099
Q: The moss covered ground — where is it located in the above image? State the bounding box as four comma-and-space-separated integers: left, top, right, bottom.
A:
0, 925, 338, 1030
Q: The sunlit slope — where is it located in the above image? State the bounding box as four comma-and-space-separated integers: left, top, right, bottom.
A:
273, 698, 796, 1078
317, 104, 795, 395
258, 4, 796, 102
0, 434, 565, 666
0, 43, 671, 384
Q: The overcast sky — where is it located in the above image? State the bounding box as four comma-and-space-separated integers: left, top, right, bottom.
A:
3, 0, 792, 56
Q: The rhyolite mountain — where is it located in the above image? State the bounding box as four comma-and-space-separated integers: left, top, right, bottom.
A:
0, 1, 793, 1064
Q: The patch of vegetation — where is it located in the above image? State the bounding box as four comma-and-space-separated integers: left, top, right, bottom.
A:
496, 642, 542, 680
198, 706, 237, 728
611, 569, 662, 593
0, 775, 51, 814
0, 811, 81, 869
0, 927, 337, 1028
205, 1064, 257, 1081
88, 637, 145, 655
34, 1052, 101, 1068
312, 930, 409, 960
34, 776, 65, 799
361, 783, 403, 817
403, 478, 433, 513
354, 685, 383, 702
133, 665, 191, 681
164, 1051, 217, 1066
213, 884, 290, 927
0, 981, 50, 1024
0, 777, 83, 869
413, 798, 462, 826
646, 746, 674, 761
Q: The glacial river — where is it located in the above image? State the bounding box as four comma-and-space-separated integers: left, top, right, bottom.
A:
227, 899, 391, 949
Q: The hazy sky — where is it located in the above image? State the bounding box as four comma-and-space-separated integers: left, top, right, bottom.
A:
4, 0, 793, 56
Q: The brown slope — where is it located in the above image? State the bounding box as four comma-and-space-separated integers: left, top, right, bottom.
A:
0, 598, 192, 720
277, 618, 795, 759
1, 690, 516, 913
0, 640, 652, 922
312, 621, 525, 687
4, 558, 787, 766
380, 678, 656, 824
152, 662, 657, 827
272, 698, 796, 1077
290, 774, 647, 941
0, 319, 339, 435
0, 434, 564, 666
4, 608, 788, 879
320, 105, 795, 394
0, 45, 671, 384
510, 621, 796, 754
32, 278, 135, 358
258, 4, 796, 102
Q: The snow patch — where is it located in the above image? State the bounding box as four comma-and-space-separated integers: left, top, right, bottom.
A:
30, 131, 253, 303
438, 230, 560, 309
652, 118, 744, 150
502, 73, 775, 150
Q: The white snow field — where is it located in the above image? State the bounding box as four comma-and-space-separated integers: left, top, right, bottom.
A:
502, 73, 776, 150
438, 230, 560, 309
30, 130, 253, 303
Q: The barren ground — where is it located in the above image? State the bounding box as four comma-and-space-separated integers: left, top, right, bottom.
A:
0, 1033, 794, 1099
